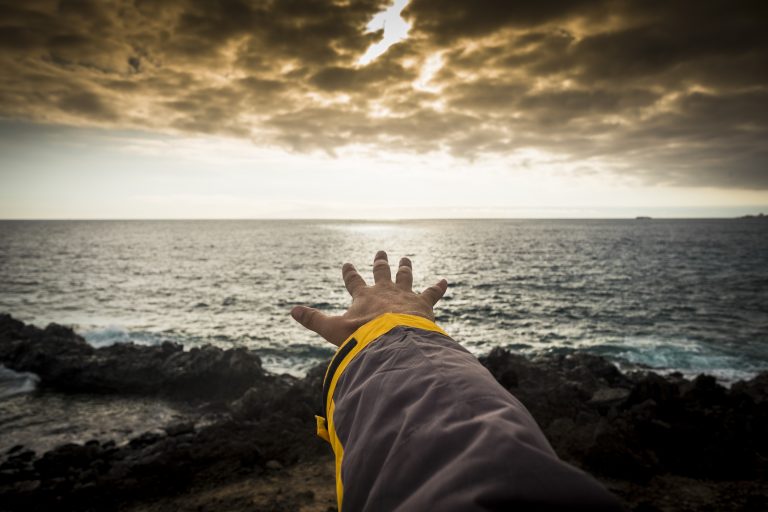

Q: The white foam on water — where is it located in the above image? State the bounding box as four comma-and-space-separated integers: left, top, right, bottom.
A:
82, 325, 167, 348
0, 365, 40, 398
82, 325, 132, 347
579, 336, 767, 384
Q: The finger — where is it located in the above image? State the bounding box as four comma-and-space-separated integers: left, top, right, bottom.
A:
420, 279, 448, 306
342, 262, 366, 297
291, 306, 335, 342
372, 250, 391, 284
395, 257, 413, 291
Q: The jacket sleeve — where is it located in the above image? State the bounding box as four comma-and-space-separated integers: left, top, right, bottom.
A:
315, 313, 624, 512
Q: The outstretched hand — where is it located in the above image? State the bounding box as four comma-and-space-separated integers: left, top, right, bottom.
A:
291, 250, 448, 346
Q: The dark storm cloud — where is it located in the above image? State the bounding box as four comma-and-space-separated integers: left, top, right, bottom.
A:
57, 91, 118, 120
403, 0, 604, 43
0, 0, 766, 188
402, 0, 768, 187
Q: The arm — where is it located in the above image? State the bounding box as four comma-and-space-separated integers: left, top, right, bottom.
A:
292, 251, 623, 512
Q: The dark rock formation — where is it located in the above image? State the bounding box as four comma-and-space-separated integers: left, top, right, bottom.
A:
480, 348, 768, 510
1, 315, 767, 511
0, 417, 329, 511
0, 314, 266, 401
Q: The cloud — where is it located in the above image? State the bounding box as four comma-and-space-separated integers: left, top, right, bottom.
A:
57, 90, 118, 120
0, 0, 766, 188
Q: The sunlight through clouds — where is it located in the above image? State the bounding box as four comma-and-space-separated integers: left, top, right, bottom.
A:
0, 0, 766, 218
358, 0, 411, 65
414, 52, 444, 92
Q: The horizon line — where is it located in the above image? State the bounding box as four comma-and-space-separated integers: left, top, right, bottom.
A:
1, 216, 764, 222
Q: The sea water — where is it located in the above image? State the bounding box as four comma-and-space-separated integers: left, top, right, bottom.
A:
1, 219, 766, 382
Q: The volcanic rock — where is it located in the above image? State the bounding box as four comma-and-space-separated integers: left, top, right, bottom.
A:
0, 313, 266, 401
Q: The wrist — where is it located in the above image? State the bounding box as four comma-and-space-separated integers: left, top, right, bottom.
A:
316, 312, 448, 442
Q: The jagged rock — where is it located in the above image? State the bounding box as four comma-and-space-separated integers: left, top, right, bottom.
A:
732, 371, 768, 404
0, 314, 266, 401
163, 421, 195, 437
589, 387, 631, 409
480, 347, 768, 485
1, 317, 767, 511
480, 348, 599, 428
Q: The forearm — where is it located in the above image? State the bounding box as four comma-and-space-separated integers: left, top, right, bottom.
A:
316, 313, 623, 511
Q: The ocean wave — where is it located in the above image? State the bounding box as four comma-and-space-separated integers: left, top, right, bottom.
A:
0, 365, 39, 399
581, 337, 767, 384
3, 220, 766, 383
82, 326, 173, 348
256, 343, 335, 377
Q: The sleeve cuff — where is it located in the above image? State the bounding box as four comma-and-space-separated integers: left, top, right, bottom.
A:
315, 312, 448, 442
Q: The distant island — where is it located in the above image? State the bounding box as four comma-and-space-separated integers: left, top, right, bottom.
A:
635, 216, 652, 220
739, 213, 765, 219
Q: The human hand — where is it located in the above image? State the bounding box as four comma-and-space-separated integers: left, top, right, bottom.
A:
290, 250, 448, 347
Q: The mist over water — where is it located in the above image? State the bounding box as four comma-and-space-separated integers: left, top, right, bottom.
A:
1, 219, 766, 381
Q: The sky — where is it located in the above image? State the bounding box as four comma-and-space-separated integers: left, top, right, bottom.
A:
0, 0, 767, 219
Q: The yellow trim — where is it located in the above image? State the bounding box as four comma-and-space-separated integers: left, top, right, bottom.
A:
323, 313, 448, 511
328, 398, 344, 510
325, 313, 447, 419
315, 415, 330, 443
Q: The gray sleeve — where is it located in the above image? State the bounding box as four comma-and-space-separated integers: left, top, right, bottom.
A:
329, 325, 624, 511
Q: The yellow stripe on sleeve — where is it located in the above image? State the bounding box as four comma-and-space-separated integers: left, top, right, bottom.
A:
322, 313, 449, 511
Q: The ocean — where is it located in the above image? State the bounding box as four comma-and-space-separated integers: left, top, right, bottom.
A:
1, 219, 767, 382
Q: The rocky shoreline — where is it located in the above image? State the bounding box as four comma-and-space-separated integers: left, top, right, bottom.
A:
1, 313, 766, 511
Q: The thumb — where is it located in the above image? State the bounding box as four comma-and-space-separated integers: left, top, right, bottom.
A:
421, 279, 448, 306
291, 306, 333, 341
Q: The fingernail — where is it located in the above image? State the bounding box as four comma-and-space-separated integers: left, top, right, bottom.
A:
290, 307, 302, 321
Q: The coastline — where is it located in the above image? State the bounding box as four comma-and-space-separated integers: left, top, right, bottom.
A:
1, 314, 766, 511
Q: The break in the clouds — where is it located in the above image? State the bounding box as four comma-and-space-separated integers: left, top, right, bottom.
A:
0, 0, 766, 188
